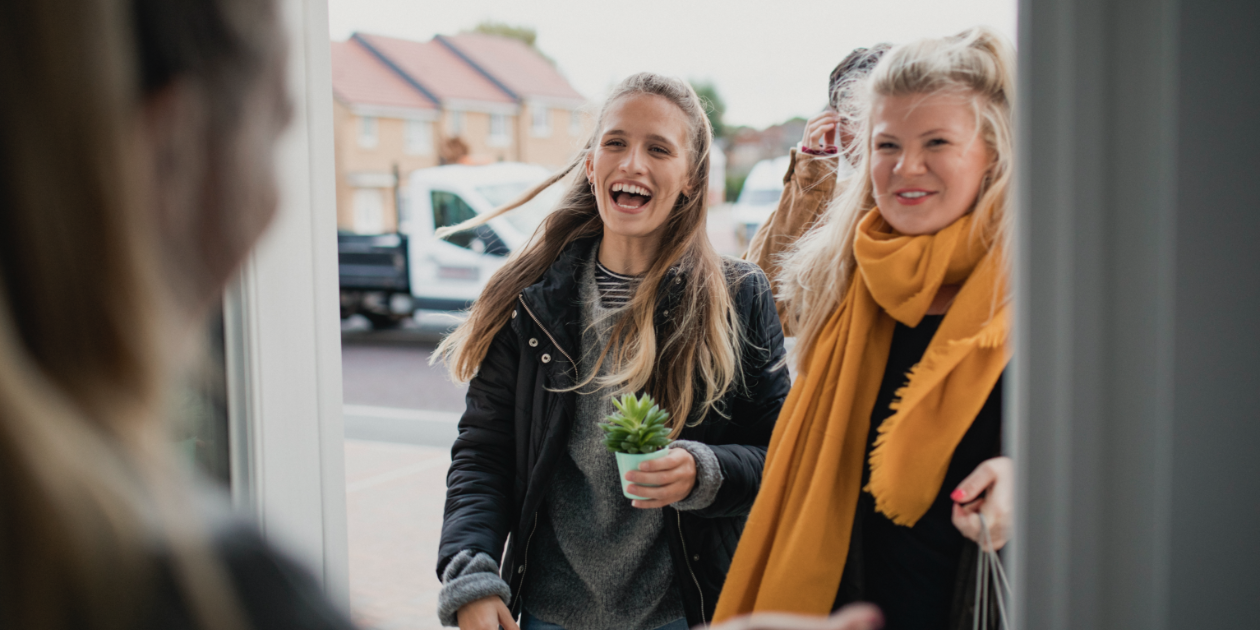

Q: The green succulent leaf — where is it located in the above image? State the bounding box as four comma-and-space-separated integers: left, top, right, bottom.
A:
597, 392, 675, 454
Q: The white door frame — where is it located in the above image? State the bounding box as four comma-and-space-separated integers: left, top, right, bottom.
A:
1014, 0, 1260, 628
1014, 0, 1179, 626
223, 0, 349, 608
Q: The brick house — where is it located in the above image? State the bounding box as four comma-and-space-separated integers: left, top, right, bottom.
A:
331, 40, 440, 234
436, 33, 589, 169
331, 33, 592, 233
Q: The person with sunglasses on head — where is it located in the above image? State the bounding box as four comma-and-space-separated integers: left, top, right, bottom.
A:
744, 44, 890, 332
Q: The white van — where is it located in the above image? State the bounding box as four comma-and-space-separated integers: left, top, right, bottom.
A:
402, 162, 563, 309
732, 155, 792, 245
339, 162, 562, 326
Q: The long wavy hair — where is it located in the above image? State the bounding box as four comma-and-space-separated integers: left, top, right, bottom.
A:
779, 26, 1016, 362
435, 72, 743, 433
0, 0, 284, 627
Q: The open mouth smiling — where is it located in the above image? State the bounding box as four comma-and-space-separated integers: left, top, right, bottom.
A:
610, 182, 653, 210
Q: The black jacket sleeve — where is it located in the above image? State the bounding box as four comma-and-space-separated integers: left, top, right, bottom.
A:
143, 512, 356, 630
437, 320, 521, 578
690, 266, 790, 519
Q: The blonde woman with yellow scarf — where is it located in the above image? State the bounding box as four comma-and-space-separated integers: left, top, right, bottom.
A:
715, 27, 1016, 630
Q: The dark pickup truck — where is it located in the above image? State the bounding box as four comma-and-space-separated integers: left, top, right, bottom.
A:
338, 232, 413, 329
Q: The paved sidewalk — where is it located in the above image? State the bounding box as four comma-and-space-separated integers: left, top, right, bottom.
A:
346, 439, 450, 630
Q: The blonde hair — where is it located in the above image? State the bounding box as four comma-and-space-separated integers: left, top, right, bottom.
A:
435, 73, 744, 433
779, 26, 1015, 361
0, 0, 283, 627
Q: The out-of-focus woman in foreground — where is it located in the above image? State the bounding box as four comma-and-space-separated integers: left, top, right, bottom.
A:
0, 0, 354, 628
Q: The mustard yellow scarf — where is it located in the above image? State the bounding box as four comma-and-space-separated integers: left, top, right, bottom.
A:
714, 210, 1011, 620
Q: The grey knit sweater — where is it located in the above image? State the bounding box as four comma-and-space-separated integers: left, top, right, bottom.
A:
437, 245, 723, 628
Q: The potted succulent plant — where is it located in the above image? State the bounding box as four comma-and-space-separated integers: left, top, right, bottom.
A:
599, 393, 674, 500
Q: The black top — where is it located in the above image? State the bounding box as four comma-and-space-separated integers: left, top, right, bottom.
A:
138, 507, 356, 630
833, 315, 1003, 630
593, 260, 639, 308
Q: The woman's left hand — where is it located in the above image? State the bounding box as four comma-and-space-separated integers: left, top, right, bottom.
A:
950, 456, 1013, 551
625, 448, 697, 509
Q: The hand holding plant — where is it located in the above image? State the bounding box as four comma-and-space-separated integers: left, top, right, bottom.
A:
599, 393, 685, 502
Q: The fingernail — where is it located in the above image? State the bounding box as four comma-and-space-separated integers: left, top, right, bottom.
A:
950, 489, 966, 502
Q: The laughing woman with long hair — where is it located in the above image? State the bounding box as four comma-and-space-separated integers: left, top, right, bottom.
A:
717, 28, 1017, 630
433, 73, 790, 630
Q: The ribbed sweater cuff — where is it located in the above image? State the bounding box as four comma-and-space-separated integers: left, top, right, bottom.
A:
438, 550, 512, 627
672, 440, 724, 511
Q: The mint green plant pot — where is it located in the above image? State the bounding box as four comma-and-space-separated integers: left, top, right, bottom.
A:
615, 446, 671, 500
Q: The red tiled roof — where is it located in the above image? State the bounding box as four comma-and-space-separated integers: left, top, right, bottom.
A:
441, 33, 585, 103
330, 40, 436, 110
356, 33, 517, 106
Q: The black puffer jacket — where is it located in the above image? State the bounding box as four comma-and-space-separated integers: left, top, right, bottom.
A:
437, 237, 790, 627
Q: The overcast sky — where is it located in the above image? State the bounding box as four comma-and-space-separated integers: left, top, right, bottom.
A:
327, 0, 1016, 129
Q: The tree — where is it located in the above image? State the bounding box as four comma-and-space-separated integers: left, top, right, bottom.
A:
690, 80, 727, 139
468, 21, 554, 65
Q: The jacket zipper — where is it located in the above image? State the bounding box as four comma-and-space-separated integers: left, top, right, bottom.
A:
676, 510, 707, 626
514, 295, 570, 615
519, 294, 700, 623
517, 295, 576, 365
513, 511, 540, 612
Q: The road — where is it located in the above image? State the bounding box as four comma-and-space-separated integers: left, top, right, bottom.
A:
341, 204, 746, 629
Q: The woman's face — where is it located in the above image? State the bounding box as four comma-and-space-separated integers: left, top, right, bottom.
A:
869, 91, 993, 236
207, 62, 292, 282
146, 41, 291, 311
585, 93, 693, 242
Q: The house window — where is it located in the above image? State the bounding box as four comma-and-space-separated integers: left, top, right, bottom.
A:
358, 116, 378, 148
531, 106, 551, 137
489, 113, 511, 147
447, 111, 464, 137
352, 188, 385, 234
569, 110, 583, 136
405, 120, 433, 155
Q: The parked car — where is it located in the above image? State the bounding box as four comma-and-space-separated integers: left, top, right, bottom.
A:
339, 162, 561, 328
732, 155, 791, 246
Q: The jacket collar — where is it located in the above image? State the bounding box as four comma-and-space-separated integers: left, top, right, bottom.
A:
518, 235, 689, 365
517, 236, 596, 365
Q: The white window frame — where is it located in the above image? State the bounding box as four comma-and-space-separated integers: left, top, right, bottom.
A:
222, 0, 348, 609
488, 113, 511, 147
531, 105, 551, 138
569, 109, 582, 136
404, 119, 433, 156
358, 115, 378, 149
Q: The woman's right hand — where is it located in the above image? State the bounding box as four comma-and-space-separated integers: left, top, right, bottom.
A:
457, 595, 519, 630
801, 111, 841, 152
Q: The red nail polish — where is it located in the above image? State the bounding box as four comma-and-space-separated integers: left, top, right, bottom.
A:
950, 489, 966, 502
